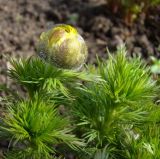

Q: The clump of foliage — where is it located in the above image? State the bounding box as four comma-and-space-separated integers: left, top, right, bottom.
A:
9, 58, 95, 98
0, 45, 160, 159
70, 46, 159, 158
106, 0, 160, 24
1, 95, 83, 159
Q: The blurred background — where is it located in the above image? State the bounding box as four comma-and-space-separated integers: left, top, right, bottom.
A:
0, 0, 160, 86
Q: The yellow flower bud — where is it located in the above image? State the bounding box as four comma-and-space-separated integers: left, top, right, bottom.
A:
37, 24, 88, 69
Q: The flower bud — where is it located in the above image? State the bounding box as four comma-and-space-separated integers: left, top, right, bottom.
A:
37, 24, 88, 69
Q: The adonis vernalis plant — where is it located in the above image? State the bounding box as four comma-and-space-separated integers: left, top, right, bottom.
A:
0, 24, 160, 159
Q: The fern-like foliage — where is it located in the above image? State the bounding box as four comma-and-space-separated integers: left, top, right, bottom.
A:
0, 95, 84, 159
9, 57, 98, 98
120, 124, 160, 159
98, 46, 155, 103
1, 46, 159, 159
125, 102, 160, 159
71, 46, 156, 156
